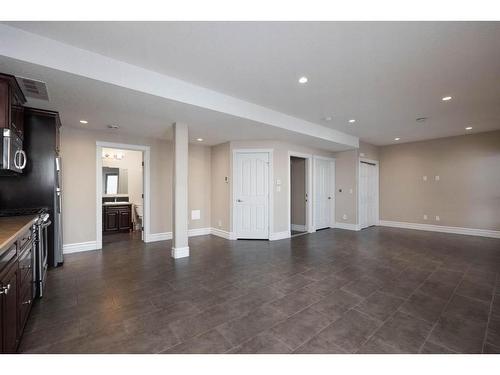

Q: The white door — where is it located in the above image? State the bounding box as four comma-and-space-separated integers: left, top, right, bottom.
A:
359, 162, 379, 229
234, 152, 270, 239
314, 158, 334, 230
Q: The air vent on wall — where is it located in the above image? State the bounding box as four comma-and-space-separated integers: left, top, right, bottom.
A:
16, 76, 50, 101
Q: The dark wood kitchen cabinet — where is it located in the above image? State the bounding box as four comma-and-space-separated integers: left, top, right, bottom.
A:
1, 218, 35, 353
0, 262, 19, 353
103, 204, 132, 233
0, 73, 26, 139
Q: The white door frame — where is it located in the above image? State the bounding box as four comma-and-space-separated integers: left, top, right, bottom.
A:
313, 155, 336, 230
358, 157, 380, 228
287, 151, 313, 234
232, 149, 274, 239
96, 141, 151, 249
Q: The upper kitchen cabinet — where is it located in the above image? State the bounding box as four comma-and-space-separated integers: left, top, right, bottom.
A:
0, 73, 26, 139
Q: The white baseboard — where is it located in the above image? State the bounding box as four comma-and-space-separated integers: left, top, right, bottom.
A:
188, 227, 212, 237
210, 227, 235, 240
146, 228, 212, 243
379, 220, 500, 239
269, 231, 291, 241
291, 224, 306, 232
334, 222, 361, 231
63, 241, 99, 254
146, 232, 172, 242
171, 246, 190, 258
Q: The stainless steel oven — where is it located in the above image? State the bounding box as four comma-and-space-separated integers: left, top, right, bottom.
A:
34, 212, 51, 298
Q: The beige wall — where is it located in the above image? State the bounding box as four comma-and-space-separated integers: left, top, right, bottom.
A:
359, 141, 380, 161
290, 157, 306, 226
333, 149, 359, 225
61, 127, 211, 245
210, 142, 231, 231
188, 144, 211, 230
379, 130, 500, 231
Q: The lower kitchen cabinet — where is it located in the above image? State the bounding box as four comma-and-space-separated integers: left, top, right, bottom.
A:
0, 223, 35, 353
1, 258, 19, 353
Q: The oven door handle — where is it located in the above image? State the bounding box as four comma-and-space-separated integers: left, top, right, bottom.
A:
42, 220, 52, 228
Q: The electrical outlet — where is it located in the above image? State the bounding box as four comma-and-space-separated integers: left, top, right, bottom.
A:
343, 214, 348, 220
423, 214, 428, 220
349, 188, 353, 194
218, 220, 222, 228
435, 216, 440, 221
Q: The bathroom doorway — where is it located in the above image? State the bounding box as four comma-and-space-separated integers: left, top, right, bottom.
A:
96, 142, 150, 248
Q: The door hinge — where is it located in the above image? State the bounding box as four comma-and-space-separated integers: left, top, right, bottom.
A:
141, 161, 144, 167
141, 194, 144, 198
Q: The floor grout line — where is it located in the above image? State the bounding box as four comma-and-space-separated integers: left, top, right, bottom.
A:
355, 263, 443, 353
417, 265, 471, 354
482, 272, 498, 353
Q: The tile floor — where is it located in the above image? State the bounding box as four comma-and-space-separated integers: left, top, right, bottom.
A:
19, 227, 500, 354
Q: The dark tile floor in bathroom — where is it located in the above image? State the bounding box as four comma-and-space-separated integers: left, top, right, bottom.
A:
19, 227, 500, 354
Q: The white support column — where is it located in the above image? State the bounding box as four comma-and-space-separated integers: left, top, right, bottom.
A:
171, 122, 190, 258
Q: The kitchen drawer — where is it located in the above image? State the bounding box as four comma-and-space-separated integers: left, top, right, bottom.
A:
18, 243, 33, 290
17, 227, 33, 251
18, 284, 33, 334
0, 242, 17, 274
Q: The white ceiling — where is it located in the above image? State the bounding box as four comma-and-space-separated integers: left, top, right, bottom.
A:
0, 56, 351, 150
3, 21, 500, 145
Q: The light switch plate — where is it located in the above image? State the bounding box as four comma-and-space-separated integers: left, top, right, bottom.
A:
435, 215, 440, 221
191, 210, 201, 220
276, 186, 281, 192
423, 214, 428, 220
276, 179, 281, 185
435, 175, 440, 181
423, 176, 427, 181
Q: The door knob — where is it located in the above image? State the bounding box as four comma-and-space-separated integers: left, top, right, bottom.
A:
328, 197, 332, 200
236, 199, 244, 202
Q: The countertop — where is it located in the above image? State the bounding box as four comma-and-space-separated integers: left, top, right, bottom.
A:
102, 202, 133, 206
0, 215, 37, 254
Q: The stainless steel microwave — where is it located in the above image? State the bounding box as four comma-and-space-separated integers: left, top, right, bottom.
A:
1, 128, 26, 174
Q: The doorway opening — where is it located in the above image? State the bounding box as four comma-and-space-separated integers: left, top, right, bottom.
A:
101, 147, 143, 245
359, 158, 379, 229
96, 142, 151, 249
290, 156, 307, 237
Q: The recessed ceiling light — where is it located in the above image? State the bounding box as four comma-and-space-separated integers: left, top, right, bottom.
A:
465, 126, 472, 130
442, 96, 452, 101
394, 137, 401, 141
298, 76, 308, 84
79, 120, 88, 124
107, 124, 119, 129
196, 138, 203, 142
348, 119, 356, 123
323, 116, 332, 121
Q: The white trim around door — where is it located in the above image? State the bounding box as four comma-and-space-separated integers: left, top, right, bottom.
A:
232, 149, 274, 240
313, 156, 336, 231
96, 141, 151, 249
358, 157, 380, 229
287, 151, 313, 235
